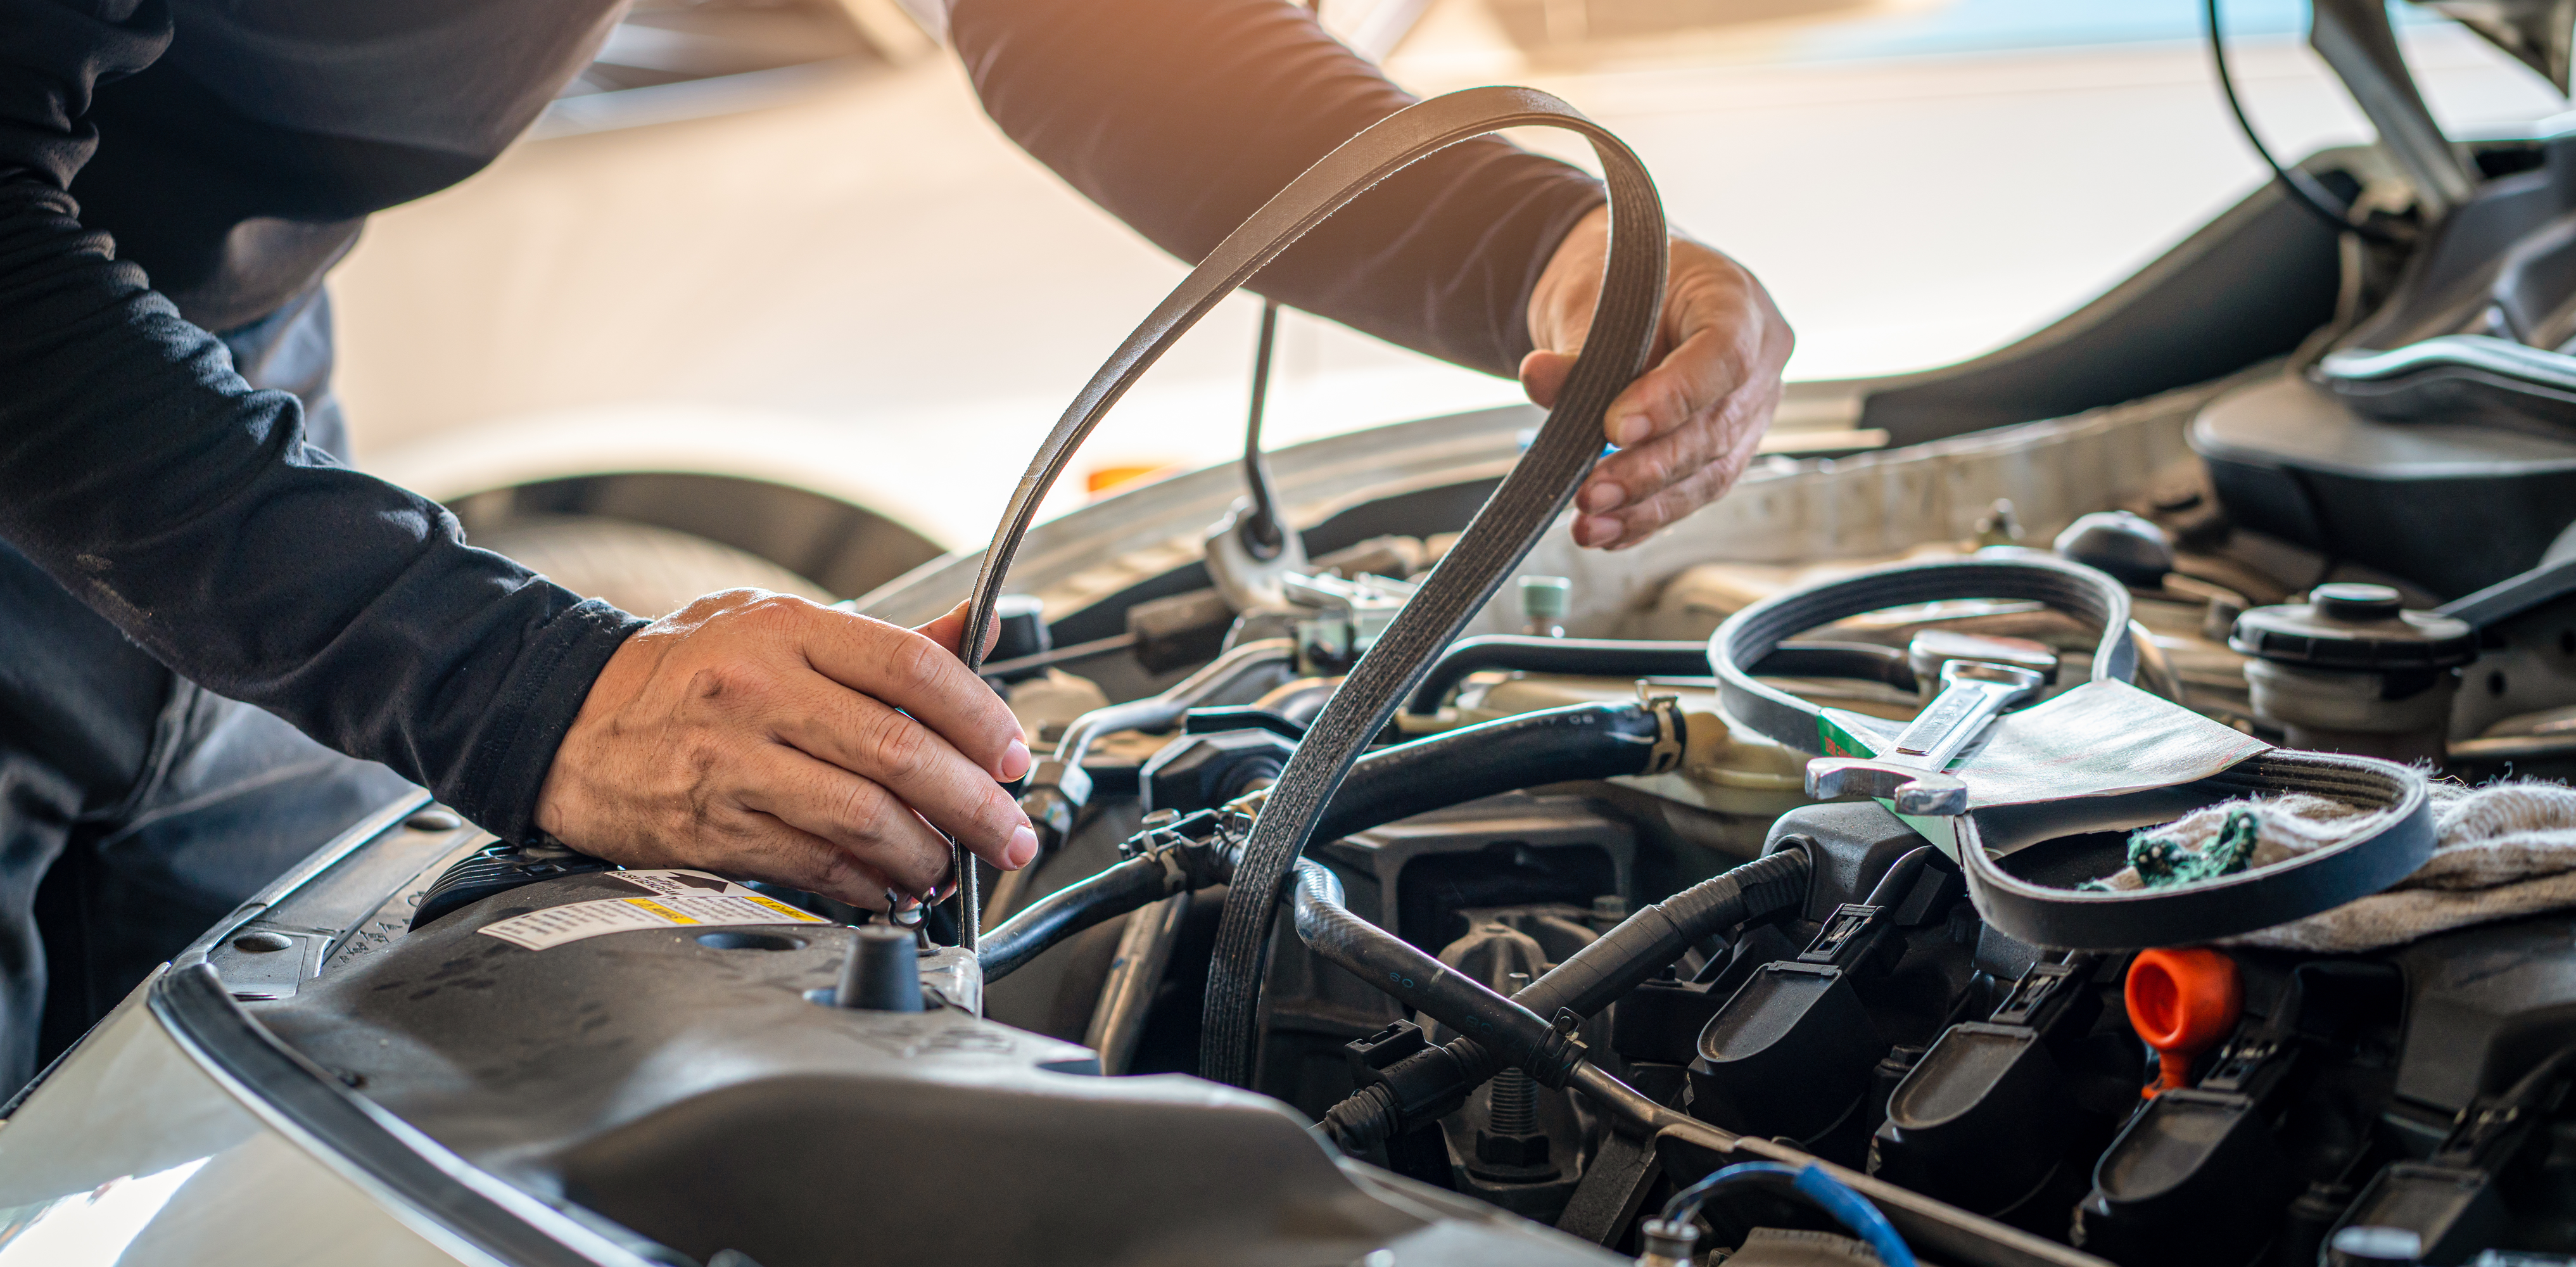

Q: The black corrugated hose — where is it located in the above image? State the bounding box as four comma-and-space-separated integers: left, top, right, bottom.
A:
1319, 844, 1811, 1154
1291, 860, 1585, 1083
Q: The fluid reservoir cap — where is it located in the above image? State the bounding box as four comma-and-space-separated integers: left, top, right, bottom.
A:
1518, 575, 1571, 621
2228, 583, 2476, 670
2311, 583, 2402, 621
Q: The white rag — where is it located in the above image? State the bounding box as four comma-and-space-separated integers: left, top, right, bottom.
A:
2086, 780, 2576, 952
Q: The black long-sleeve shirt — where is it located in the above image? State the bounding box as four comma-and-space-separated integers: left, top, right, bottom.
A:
0, 0, 1604, 841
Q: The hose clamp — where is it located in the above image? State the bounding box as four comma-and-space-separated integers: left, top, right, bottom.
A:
1526, 1007, 1590, 1090
1637, 688, 1687, 776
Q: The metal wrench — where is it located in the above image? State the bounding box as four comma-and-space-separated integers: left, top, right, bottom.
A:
1806, 659, 2049, 816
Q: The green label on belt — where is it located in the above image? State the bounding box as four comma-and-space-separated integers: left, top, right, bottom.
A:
1817, 714, 1879, 760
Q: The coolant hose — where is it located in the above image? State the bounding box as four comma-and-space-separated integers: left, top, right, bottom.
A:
1313, 701, 1672, 842
1290, 862, 1583, 1084
977, 855, 1172, 982
1402, 637, 1713, 716
1401, 635, 1919, 717
980, 701, 1678, 983
1320, 845, 1810, 1153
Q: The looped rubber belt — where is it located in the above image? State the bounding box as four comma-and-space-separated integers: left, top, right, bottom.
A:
1711, 554, 2139, 754
951, 86, 1670, 1088
1708, 555, 2435, 949
1957, 748, 2430, 948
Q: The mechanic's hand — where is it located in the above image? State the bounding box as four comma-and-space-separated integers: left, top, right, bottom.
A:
1521, 205, 1793, 551
534, 593, 1036, 912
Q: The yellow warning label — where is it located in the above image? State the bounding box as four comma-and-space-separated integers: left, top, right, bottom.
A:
743, 893, 815, 920
479, 888, 827, 951
625, 898, 698, 924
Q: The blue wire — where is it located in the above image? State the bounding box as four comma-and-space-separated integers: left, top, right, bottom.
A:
1791, 1165, 1918, 1267
1660, 1161, 1798, 1222
1660, 1161, 1918, 1267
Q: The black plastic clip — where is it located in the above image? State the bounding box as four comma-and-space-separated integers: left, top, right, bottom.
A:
1797, 903, 1889, 967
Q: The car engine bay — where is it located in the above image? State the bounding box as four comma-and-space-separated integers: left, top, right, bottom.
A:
42, 6, 2576, 1266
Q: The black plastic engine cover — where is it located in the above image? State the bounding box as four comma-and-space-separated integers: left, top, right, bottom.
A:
257, 872, 1618, 1267
2193, 374, 2576, 598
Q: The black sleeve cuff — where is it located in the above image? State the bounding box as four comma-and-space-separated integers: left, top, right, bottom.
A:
443, 599, 645, 843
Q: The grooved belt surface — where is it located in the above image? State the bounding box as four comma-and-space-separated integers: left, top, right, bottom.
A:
1711, 555, 2137, 755
1706, 556, 2434, 949
951, 87, 1670, 1088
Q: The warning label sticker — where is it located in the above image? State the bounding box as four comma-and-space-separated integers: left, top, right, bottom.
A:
607, 869, 758, 898
478, 872, 828, 951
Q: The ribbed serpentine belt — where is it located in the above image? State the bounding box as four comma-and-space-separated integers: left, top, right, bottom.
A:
953, 86, 1670, 1088
1709, 555, 2435, 949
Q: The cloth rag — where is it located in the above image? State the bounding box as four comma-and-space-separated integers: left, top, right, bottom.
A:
2084, 780, 2576, 952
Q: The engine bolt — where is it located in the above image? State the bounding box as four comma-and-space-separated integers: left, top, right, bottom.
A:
1488, 1067, 1538, 1136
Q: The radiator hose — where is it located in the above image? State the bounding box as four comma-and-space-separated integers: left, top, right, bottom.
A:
1400, 635, 1916, 717
1312, 697, 1673, 842
977, 852, 1178, 982
1317, 844, 1811, 1153
979, 700, 1681, 981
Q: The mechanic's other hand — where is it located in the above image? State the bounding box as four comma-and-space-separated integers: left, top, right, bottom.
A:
534, 593, 1036, 911
1521, 205, 1793, 551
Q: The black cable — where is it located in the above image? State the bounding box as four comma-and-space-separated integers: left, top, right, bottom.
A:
1402, 634, 1918, 717
1319, 847, 1811, 1153
1290, 862, 1582, 1083
1228, 0, 1314, 564
976, 854, 1173, 981
2204, 0, 2400, 245
980, 701, 1674, 983
1240, 300, 1288, 559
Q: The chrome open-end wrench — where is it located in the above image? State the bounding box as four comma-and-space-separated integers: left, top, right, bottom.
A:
1806, 659, 2050, 816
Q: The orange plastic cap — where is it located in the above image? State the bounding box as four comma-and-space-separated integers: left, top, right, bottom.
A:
1086, 464, 1176, 497
2124, 947, 2242, 1098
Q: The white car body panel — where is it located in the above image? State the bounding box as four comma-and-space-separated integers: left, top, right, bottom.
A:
0, 994, 466, 1267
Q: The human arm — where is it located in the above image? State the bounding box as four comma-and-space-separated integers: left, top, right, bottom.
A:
951, 0, 1791, 547
1522, 207, 1792, 549
0, 0, 1029, 907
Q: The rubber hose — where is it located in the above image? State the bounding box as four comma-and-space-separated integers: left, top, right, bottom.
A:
1321, 846, 1810, 1153
1402, 637, 1713, 716
1518, 844, 1809, 1019
977, 855, 1171, 981
1290, 861, 1573, 1082
984, 703, 1673, 983
1313, 702, 1665, 843
1041, 639, 1295, 770
1402, 637, 1917, 717
1754, 641, 1919, 692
